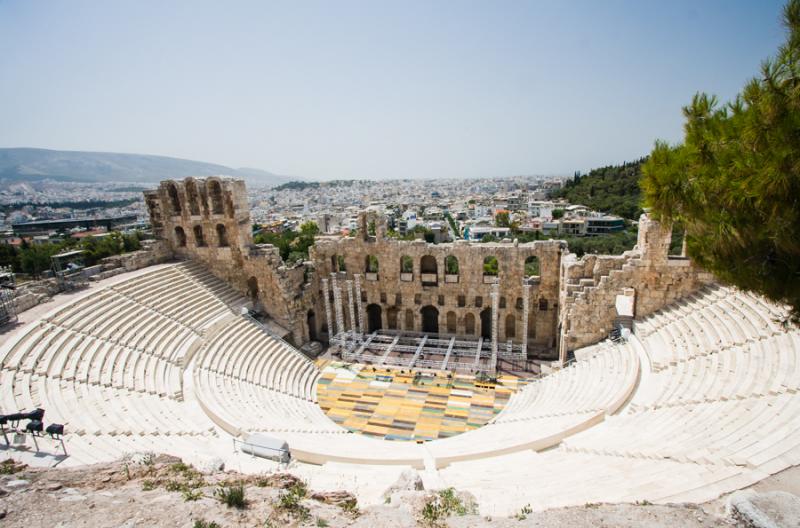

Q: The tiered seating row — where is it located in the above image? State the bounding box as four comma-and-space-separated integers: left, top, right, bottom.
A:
635, 286, 787, 370
112, 261, 245, 332
196, 317, 319, 400
564, 392, 800, 468
631, 332, 800, 410
497, 340, 638, 422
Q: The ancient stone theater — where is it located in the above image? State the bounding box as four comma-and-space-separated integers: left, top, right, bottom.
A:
1, 175, 798, 516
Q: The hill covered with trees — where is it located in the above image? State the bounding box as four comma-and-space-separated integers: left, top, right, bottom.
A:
551, 159, 645, 220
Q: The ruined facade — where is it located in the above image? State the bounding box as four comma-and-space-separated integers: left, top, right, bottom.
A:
310, 215, 563, 358
557, 213, 715, 360
144, 177, 313, 344
144, 177, 714, 363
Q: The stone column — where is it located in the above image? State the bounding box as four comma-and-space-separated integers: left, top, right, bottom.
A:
331, 272, 345, 341
346, 279, 357, 336
321, 277, 334, 344
490, 283, 499, 375
521, 282, 531, 358
354, 274, 365, 336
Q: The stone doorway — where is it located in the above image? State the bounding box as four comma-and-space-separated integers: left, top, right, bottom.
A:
421, 305, 439, 333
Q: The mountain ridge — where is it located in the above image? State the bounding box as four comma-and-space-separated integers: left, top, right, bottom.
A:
0, 147, 294, 186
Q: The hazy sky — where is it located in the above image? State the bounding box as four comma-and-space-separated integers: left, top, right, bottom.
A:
0, 0, 787, 180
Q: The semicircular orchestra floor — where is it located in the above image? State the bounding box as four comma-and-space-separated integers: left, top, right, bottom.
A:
315, 360, 529, 441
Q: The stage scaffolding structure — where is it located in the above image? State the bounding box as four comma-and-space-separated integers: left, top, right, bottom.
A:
323, 272, 535, 376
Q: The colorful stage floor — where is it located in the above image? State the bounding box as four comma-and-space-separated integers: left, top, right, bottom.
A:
315, 360, 527, 442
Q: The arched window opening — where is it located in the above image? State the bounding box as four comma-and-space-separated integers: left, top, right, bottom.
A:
185, 180, 201, 216
404, 308, 414, 330
365, 255, 379, 274
387, 307, 399, 329
216, 224, 229, 247
367, 304, 382, 332
445, 255, 459, 281
400, 255, 413, 281
480, 307, 492, 339
464, 313, 476, 335
446, 311, 457, 334
505, 314, 516, 339
525, 256, 540, 279
483, 256, 499, 277
420, 255, 437, 286
421, 305, 439, 333
167, 183, 182, 215
337, 255, 346, 272
307, 310, 317, 341
209, 180, 224, 215
193, 225, 206, 247
247, 276, 259, 301
174, 226, 186, 247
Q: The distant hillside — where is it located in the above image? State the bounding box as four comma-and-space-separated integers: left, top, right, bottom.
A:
0, 148, 293, 187
551, 158, 645, 220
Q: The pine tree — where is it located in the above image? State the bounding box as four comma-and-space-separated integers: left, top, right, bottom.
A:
642, 0, 800, 322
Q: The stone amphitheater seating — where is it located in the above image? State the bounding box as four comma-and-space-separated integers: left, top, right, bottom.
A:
2, 262, 800, 515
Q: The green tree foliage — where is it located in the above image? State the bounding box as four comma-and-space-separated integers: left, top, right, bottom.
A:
254, 221, 319, 265
12, 230, 143, 278
551, 159, 645, 220
483, 256, 498, 276
445, 255, 459, 275
524, 256, 540, 277
495, 211, 510, 227
444, 213, 460, 238
551, 208, 565, 220
562, 229, 638, 258
19, 243, 55, 279
641, 0, 800, 322
401, 255, 413, 273
0, 244, 20, 272
366, 255, 379, 273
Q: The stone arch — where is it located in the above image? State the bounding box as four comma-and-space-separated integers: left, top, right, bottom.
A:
367, 304, 382, 332
420, 255, 437, 285
247, 276, 259, 302
421, 305, 439, 333
193, 225, 206, 247
525, 256, 540, 278
480, 307, 492, 339
167, 183, 182, 215
404, 308, 414, 330
387, 306, 399, 329
307, 310, 317, 341
483, 256, 499, 276
400, 255, 413, 274
185, 179, 201, 216
365, 255, 379, 273
465, 312, 476, 335
216, 224, 229, 247
505, 313, 516, 339
174, 226, 187, 247
446, 311, 457, 334
208, 179, 224, 215
420, 255, 437, 274
445, 255, 459, 276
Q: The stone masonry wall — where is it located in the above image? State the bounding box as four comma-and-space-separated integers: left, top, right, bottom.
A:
557, 213, 715, 361
309, 216, 563, 358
